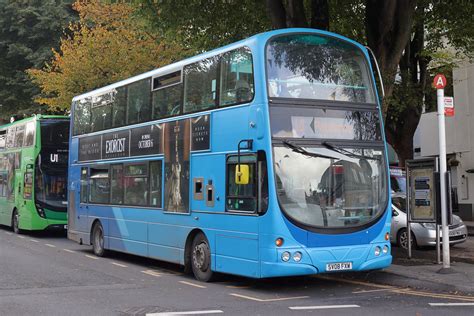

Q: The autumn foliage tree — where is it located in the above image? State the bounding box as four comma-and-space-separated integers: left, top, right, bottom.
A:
28, 0, 184, 111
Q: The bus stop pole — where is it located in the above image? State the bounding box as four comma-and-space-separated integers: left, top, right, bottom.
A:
437, 87, 451, 269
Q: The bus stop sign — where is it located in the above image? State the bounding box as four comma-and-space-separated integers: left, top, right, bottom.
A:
433, 74, 447, 89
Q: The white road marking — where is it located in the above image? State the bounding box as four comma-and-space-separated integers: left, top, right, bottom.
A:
289, 305, 360, 310
17, 235, 25, 239
179, 281, 207, 289
45, 243, 56, 248
63, 249, 76, 253
230, 293, 309, 302
5, 232, 12, 235
146, 310, 223, 315
429, 303, 474, 307
29, 239, 39, 243
85, 254, 99, 260
141, 270, 162, 277
111, 262, 128, 268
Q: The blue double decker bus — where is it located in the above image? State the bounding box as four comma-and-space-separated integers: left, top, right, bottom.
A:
68, 28, 391, 281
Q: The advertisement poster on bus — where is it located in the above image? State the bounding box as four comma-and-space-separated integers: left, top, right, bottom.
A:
164, 119, 190, 213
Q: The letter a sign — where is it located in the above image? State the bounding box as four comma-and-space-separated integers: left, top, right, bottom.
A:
433, 74, 447, 89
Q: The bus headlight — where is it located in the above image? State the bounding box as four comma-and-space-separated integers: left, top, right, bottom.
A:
383, 245, 389, 254
293, 251, 302, 262
374, 246, 381, 256
281, 251, 290, 262
36, 204, 45, 218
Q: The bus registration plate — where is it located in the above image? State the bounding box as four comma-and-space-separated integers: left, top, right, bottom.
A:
326, 262, 352, 271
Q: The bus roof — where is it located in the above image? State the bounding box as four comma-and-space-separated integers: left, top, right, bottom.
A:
72, 28, 368, 102
0, 114, 69, 130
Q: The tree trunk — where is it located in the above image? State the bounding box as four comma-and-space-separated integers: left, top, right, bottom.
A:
265, 0, 287, 28
365, 0, 416, 114
310, 0, 329, 30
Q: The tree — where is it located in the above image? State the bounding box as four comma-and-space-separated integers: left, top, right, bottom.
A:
28, 0, 184, 111
138, 0, 473, 166
0, 0, 75, 123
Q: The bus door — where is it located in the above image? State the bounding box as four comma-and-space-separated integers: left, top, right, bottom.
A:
75, 167, 89, 233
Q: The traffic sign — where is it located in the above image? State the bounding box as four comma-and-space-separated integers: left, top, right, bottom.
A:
444, 97, 454, 117
433, 74, 447, 89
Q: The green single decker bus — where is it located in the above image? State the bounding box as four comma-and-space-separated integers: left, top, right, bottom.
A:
0, 115, 69, 233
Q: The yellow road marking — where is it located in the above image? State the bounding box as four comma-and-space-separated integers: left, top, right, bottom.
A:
229, 293, 309, 302
111, 262, 128, 268
63, 249, 76, 253
352, 288, 393, 294
85, 254, 99, 260
179, 281, 207, 289
141, 270, 162, 277
316, 275, 474, 302
45, 243, 56, 248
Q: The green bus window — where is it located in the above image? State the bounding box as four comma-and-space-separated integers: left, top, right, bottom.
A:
6, 127, 15, 149
152, 84, 182, 119
124, 163, 149, 206
220, 47, 254, 106
14, 125, 25, 148
149, 160, 162, 207
112, 86, 127, 128
24, 122, 35, 147
73, 99, 91, 135
89, 167, 110, 204
183, 55, 220, 113
127, 78, 152, 125
226, 155, 257, 212
110, 164, 124, 204
80, 168, 88, 203
24, 171, 33, 199
0, 174, 3, 197
0, 131, 5, 149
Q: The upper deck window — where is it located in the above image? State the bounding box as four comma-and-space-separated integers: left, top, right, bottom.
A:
266, 34, 376, 104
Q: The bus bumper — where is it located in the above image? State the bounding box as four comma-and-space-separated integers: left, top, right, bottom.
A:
261, 261, 319, 278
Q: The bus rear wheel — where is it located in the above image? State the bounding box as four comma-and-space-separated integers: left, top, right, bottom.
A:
12, 209, 21, 234
92, 222, 106, 257
191, 233, 213, 282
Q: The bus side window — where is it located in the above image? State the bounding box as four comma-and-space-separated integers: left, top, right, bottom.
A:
73, 99, 91, 136
226, 155, 257, 212
124, 163, 149, 206
80, 167, 88, 203
110, 164, 124, 205
112, 86, 127, 128
149, 160, 163, 207
89, 167, 110, 204
220, 47, 254, 106
127, 78, 152, 125
152, 84, 182, 119
183, 55, 220, 113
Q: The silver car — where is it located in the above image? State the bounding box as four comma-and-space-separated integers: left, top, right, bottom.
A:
390, 204, 468, 249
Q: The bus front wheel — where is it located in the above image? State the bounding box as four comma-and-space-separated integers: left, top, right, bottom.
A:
12, 209, 21, 234
191, 233, 213, 282
92, 222, 106, 257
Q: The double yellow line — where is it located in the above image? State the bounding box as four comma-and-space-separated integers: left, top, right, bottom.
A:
316, 275, 474, 302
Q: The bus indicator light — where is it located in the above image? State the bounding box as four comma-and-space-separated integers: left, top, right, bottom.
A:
385, 232, 390, 241
275, 238, 284, 247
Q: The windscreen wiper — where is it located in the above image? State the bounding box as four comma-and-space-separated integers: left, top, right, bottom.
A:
282, 140, 339, 160
321, 141, 378, 160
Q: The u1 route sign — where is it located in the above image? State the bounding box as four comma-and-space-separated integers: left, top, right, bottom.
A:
433, 74, 447, 89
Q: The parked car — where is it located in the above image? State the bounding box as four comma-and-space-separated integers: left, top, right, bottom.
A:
390, 200, 468, 249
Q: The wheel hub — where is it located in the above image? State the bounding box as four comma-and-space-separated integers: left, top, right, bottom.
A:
193, 243, 208, 271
